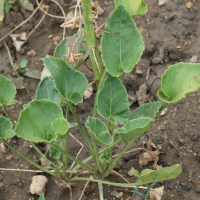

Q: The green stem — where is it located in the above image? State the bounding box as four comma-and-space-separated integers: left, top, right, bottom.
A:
65, 104, 69, 120
112, 124, 118, 139
49, 142, 97, 175
62, 136, 68, 178
81, 0, 103, 81
93, 143, 103, 174
1, 139, 56, 177
93, 69, 107, 117
98, 182, 104, 200
30, 142, 51, 164
70, 177, 143, 187
69, 139, 122, 178
159, 103, 169, 114
68, 102, 97, 165
103, 141, 132, 178
2, 105, 16, 126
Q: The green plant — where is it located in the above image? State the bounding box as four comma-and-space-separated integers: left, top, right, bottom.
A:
1, 0, 200, 199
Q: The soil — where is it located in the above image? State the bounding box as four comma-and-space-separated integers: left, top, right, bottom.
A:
1, 0, 200, 199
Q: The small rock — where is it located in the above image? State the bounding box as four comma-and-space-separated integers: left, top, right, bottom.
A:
0, 143, 9, 154
110, 190, 118, 197
158, 0, 167, 6
152, 45, 165, 64
157, 144, 162, 150
52, 36, 60, 42
104, 1, 108, 6
179, 138, 185, 146
128, 167, 134, 176
191, 132, 199, 141
136, 84, 148, 106
0, 182, 4, 188
135, 67, 143, 74
30, 175, 48, 196
48, 34, 53, 39
27, 49, 36, 57
6, 155, 13, 161
196, 186, 200, 193
160, 108, 167, 116
179, 182, 192, 192
116, 192, 124, 199
190, 55, 198, 63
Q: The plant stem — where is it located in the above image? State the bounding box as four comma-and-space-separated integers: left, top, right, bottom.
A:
30, 142, 51, 164
65, 104, 69, 120
62, 136, 68, 178
98, 182, 104, 200
93, 69, 107, 117
68, 102, 97, 166
93, 143, 103, 174
81, 0, 103, 81
2, 105, 16, 125
103, 141, 132, 178
49, 142, 97, 175
70, 177, 144, 187
69, 139, 122, 178
159, 103, 169, 113
1, 139, 56, 177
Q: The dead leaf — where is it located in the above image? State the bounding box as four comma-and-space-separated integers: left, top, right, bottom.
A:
91, 1, 104, 18
8, 77, 24, 89
150, 186, 164, 200
66, 47, 83, 64
24, 68, 41, 79
60, 17, 82, 29
139, 150, 160, 166
41, 66, 51, 80
10, 32, 26, 52
186, 1, 193, 8
83, 82, 93, 99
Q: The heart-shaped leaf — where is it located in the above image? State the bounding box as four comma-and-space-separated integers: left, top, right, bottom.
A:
0, 116, 15, 139
51, 118, 70, 138
41, 57, 88, 105
36, 77, 61, 105
132, 164, 182, 185
158, 63, 200, 103
54, 33, 88, 68
97, 75, 130, 125
86, 117, 113, 145
0, 75, 17, 106
129, 102, 162, 120
15, 99, 64, 143
114, 0, 147, 17
101, 5, 144, 77
115, 117, 154, 142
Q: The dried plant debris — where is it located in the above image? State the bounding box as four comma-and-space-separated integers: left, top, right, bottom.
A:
66, 47, 83, 64
139, 141, 160, 166
60, 17, 82, 29
83, 82, 94, 99
91, 1, 104, 18
10, 32, 26, 52
150, 186, 164, 200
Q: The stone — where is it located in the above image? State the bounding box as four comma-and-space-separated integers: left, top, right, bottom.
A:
116, 192, 124, 199
110, 190, 118, 197
190, 55, 198, 63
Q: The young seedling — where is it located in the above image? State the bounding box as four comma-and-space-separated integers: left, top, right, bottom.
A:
1, 0, 200, 199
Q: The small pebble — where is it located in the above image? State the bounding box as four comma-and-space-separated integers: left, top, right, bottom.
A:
53, 36, 60, 42
110, 190, 118, 197
104, 1, 108, 5
116, 192, 124, 199
6, 155, 13, 161
190, 55, 198, 63
0, 143, 8, 154
128, 167, 134, 176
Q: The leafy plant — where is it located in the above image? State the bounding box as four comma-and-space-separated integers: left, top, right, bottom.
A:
1, 0, 200, 199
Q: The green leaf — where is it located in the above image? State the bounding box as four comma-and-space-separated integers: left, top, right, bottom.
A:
114, 0, 147, 17
24, 69, 41, 79
4, 0, 12, 14
0, 0, 5, 23
0, 75, 17, 106
38, 194, 45, 200
41, 57, 88, 105
35, 77, 61, 105
97, 75, 130, 124
0, 116, 15, 139
67, 123, 78, 134
129, 102, 162, 120
54, 33, 88, 68
101, 5, 144, 77
85, 117, 113, 145
158, 63, 200, 103
49, 139, 62, 160
132, 164, 182, 185
115, 117, 154, 142
15, 99, 64, 143
51, 118, 70, 138
20, 60, 28, 68
19, 0, 34, 11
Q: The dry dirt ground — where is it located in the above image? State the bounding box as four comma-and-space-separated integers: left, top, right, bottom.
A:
1, 0, 200, 199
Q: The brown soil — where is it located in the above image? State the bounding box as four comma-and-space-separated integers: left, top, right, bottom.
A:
1, 0, 200, 200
